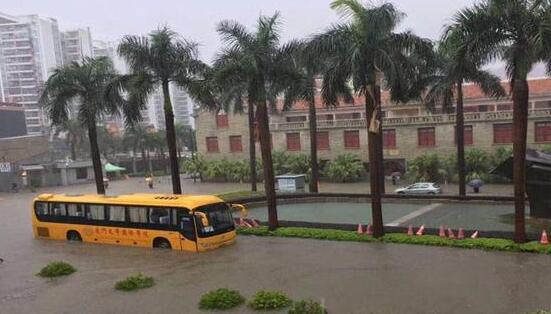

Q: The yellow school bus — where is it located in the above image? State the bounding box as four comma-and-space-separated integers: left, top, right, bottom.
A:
32, 193, 239, 252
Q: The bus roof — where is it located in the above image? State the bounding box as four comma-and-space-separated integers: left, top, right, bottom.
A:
33, 193, 224, 210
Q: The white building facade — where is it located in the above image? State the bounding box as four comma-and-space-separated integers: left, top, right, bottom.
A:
61, 28, 93, 63
0, 12, 63, 134
147, 83, 193, 130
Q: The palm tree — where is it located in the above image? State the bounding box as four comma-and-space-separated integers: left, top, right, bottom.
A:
118, 27, 213, 194
310, 0, 433, 237
57, 119, 86, 160
280, 41, 332, 193
215, 13, 296, 230
451, 0, 551, 243
211, 45, 259, 192
40, 57, 137, 194
423, 33, 505, 196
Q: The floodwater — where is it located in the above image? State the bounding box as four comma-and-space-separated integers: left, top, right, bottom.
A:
1, 178, 549, 313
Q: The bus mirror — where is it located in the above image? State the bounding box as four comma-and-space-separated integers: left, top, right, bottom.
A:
231, 204, 248, 218
194, 212, 209, 227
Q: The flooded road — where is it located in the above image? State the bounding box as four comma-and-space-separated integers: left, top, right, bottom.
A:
0, 179, 549, 313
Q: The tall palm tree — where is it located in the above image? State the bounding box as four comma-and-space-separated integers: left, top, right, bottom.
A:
123, 124, 150, 174
40, 57, 137, 194
215, 13, 296, 230
280, 41, 335, 193
423, 33, 505, 196
212, 45, 259, 192
310, 0, 433, 237
118, 27, 213, 194
451, 0, 551, 243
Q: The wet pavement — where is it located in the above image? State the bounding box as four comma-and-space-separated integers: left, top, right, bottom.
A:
1, 178, 549, 314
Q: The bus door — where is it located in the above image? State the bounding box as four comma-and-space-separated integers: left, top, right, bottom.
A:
175, 209, 198, 252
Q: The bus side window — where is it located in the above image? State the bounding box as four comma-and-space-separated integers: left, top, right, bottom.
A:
50, 203, 66, 216
67, 203, 84, 217
108, 205, 126, 222
35, 202, 48, 216
87, 204, 105, 220
149, 208, 170, 225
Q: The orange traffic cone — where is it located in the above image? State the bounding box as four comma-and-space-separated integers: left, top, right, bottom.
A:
366, 224, 373, 235
250, 219, 261, 228
471, 231, 479, 239
357, 224, 364, 234
439, 225, 446, 237
416, 225, 425, 236
540, 230, 549, 245
407, 225, 414, 236
457, 228, 465, 240
448, 228, 456, 239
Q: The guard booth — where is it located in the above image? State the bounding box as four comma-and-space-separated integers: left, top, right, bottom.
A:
275, 174, 306, 193
491, 149, 551, 218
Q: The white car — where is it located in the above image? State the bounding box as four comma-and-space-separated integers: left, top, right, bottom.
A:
395, 182, 442, 195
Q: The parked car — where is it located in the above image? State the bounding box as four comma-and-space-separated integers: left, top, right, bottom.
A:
395, 182, 442, 195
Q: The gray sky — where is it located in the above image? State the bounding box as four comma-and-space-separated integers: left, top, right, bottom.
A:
3, 0, 547, 76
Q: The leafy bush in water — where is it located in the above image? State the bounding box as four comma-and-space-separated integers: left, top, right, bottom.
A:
323, 154, 364, 182
288, 300, 328, 314
115, 273, 154, 291
465, 149, 491, 181
181, 155, 206, 177
37, 261, 76, 278
199, 288, 245, 310
248, 290, 292, 310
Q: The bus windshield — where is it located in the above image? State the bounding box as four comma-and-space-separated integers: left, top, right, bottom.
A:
195, 202, 234, 237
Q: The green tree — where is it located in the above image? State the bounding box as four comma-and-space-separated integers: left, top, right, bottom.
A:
118, 27, 213, 194
452, 0, 551, 242
40, 57, 136, 194
309, 0, 433, 237
57, 119, 86, 160
423, 33, 504, 196
214, 13, 296, 230
123, 124, 149, 174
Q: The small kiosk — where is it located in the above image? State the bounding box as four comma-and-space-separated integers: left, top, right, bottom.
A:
275, 174, 306, 193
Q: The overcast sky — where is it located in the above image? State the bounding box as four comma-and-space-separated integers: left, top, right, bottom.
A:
2, 0, 547, 77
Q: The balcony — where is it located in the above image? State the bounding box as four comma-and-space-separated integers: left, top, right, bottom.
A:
270, 109, 551, 131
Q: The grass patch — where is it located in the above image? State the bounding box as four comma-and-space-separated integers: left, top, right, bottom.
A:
199, 288, 245, 310
36, 261, 76, 278
248, 290, 292, 311
115, 273, 154, 291
289, 300, 328, 314
217, 190, 265, 202
237, 227, 551, 255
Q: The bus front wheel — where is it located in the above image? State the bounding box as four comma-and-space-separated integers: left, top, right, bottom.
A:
153, 238, 171, 249
67, 231, 82, 242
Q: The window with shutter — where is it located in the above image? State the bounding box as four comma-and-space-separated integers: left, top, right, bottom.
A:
383, 129, 396, 148
535, 122, 551, 143
454, 125, 473, 145
316, 132, 330, 150
418, 127, 436, 147
229, 136, 243, 152
216, 114, 229, 128
344, 130, 360, 149
286, 133, 301, 151
206, 137, 219, 153
493, 124, 513, 144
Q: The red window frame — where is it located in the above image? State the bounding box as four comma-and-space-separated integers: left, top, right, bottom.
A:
383, 129, 396, 148
344, 130, 360, 149
316, 132, 330, 150
286, 133, 301, 151
216, 114, 229, 128
493, 123, 513, 144
454, 125, 474, 145
229, 135, 243, 152
418, 127, 436, 147
206, 137, 219, 153
535, 122, 551, 143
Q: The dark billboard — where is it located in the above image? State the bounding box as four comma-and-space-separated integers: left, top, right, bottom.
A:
0, 110, 27, 138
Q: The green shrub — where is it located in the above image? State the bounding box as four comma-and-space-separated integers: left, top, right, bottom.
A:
248, 290, 292, 310
115, 273, 154, 291
237, 227, 551, 255
407, 153, 444, 183
525, 311, 551, 314
199, 288, 245, 310
37, 261, 76, 278
288, 300, 328, 314
323, 154, 364, 182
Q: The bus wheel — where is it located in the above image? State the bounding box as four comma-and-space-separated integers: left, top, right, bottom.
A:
153, 238, 171, 249
67, 231, 82, 242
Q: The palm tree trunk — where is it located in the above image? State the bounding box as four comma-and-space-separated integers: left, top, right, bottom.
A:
69, 137, 77, 160
256, 85, 278, 230
247, 97, 258, 192
512, 79, 529, 243
87, 120, 105, 194
375, 86, 385, 194
162, 81, 182, 194
456, 80, 466, 197
308, 92, 319, 193
366, 88, 384, 238
132, 148, 137, 174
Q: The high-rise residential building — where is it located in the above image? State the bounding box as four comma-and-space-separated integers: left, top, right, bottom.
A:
92, 40, 127, 73
147, 83, 193, 130
0, 12, 63, 135
61, 28, 92, 63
